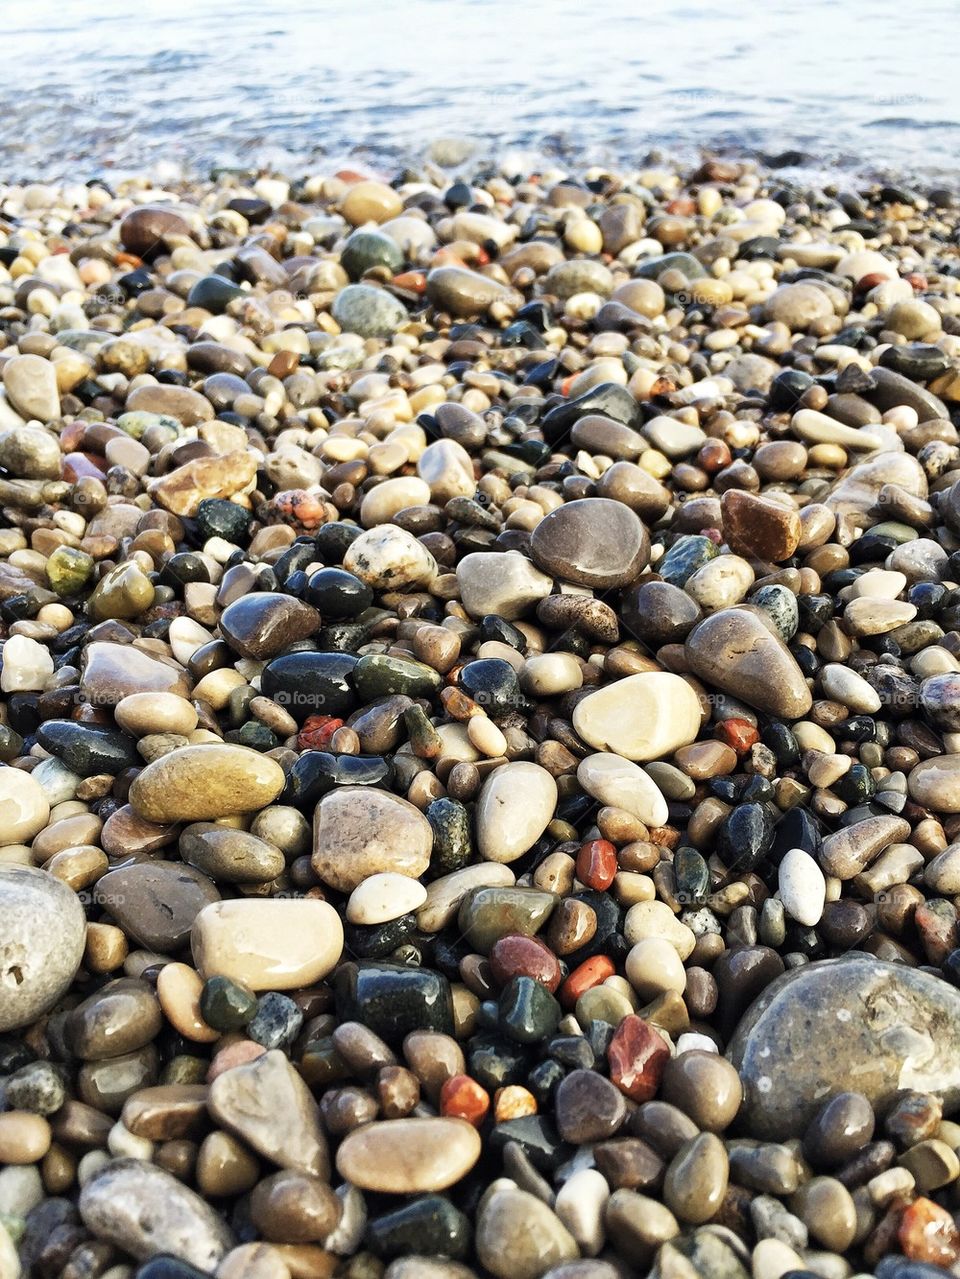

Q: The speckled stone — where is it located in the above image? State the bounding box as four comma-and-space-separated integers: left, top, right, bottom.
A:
0, 866, 86, 1031
79, 1158, 234, 1268
727, 956, 960, 1139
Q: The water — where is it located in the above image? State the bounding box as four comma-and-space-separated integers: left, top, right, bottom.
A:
2, 0, 959, 184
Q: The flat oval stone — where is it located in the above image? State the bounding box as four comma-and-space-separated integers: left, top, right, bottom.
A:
96, 860, 220, 952
192, 898, 343, 990
336, 1117, 481, 1192
347, 872, 428, 925
727, 956, 960, 1140
909, 755, 960, 813
218, 592, 320, 659
313, 786, 433, 891
79, 1158, 234, 1269
573, 672, 702, 761
457, 551, 554, 621
0, 866, 86, 1031
685, 607, 812, 719
577, 753, 669, 827
129, 745, 285, 822
35, 720, 139, 776
179, 824, 285, 884
475, 762, 558, 863
80, 640, 191, 705
529, 498, 650, 588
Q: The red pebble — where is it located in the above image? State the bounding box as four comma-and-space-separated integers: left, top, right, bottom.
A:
904, 272, 928, 292
489, 934, 561, 992
716, 717, 760, 753
899, 1197, 960, 1267
559, 955, 615, 1010
703, 527, 723, 544
608, 1015, 670, 1102
576, 839, 618, 891
440, 1074, 490, 1128
297, 715, 344, 751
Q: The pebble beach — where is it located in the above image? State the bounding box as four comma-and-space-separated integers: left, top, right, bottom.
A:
1, 153, 960, 1279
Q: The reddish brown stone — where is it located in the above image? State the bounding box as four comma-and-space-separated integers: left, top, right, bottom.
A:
440, 1075, 489, 1128
720, 489, 802, 562
488, 934, 561, 993
716, 717, 760, 753
575, 839, 618, 890
608, 1015, 670, 1103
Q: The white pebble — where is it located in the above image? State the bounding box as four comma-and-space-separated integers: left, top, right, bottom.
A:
778, 848, 826, 928
0, 635, 53, 692
345, 872, 428, 925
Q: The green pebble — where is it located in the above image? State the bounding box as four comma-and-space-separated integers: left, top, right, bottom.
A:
458, 886, 558, 953
161, 1055, 209, 1085
499, 975, 561, 1044
199, 975, 258, 1031
353, 653, 443, 701
236, 720, 278, 752
46, 546, 94, 596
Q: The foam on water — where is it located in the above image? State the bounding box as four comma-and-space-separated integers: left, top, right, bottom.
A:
1, 0, 958, 182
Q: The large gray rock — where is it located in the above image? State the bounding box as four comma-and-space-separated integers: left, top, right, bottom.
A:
79, 1158, 234, 1268
726, 956, 960, 1140
0, 866, 86, 1031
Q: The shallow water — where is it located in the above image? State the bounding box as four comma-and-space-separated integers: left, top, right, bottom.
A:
2, 0, 959, 183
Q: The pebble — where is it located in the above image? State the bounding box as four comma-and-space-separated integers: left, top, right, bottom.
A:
336, 1117, 481, 1192
192, 898, 343, 989
778, 848, 826, 927
0, 866, 86, 1030
577, 754, 669, 827
476, 1185, 578, 1279
79, 1158, 234, 1269
573, 672, 702, 761
129, 745, 286, 822
476, 762, 558, 863
529, 498, 649, 588
312, 786, 433, 890
685, 607, 813, 718
457, 551, 554, 621
209, 1049, 329, 1177
728, 957, 960, 1139
0, 768, 49, 845
346, 872, 428, 924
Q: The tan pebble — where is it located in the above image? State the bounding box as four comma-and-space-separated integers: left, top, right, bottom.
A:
335, 1117, 481, 1192
46, 844, 107, 890
157, 962, 220, 1043
115, 691, 199, 737
0, 1112, 51, 1163
193, 899, 343, 992
198, 1131, 262, 1198
467, 716, 507, 757
217, 1243, 292, 1279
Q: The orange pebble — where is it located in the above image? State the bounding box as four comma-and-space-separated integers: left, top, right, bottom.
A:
716, 717, 759, 753
899, 1196, 960, 1266
494, 1085, 537, 1123
559, 955, 616, 1010
440, 1074, 490, 1128
393, 271, 427, 294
